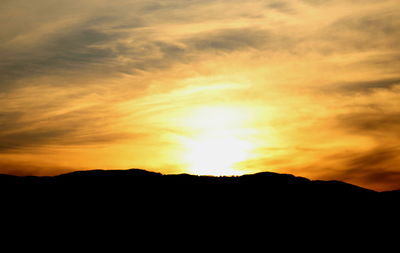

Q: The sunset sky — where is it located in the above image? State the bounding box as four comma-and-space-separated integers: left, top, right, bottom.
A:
1, 0, 400, 191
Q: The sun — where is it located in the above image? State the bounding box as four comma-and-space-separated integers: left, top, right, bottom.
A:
180, 106, 254, 176
183, 134, 252, 176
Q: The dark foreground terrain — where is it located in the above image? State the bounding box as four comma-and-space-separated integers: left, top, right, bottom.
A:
1, 169, 398, 208
1, 169, 399, 237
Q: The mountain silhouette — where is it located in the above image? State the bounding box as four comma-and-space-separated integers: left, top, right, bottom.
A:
2, 168, 399, 232
1, 169, 396, 205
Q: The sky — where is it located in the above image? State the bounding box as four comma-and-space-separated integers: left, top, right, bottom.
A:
1, 0, 400, 191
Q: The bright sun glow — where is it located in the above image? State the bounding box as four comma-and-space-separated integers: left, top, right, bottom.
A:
180, 106, 254, 176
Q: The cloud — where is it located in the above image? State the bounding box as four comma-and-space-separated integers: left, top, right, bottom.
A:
0, 128, 72, 152
0, 23, 294, 93
346, 146, 400, 169
320, 147, 400, 191
0, 112, 24, 132
313, 8, 400, 54
0, 12, 141, 90
300, 0, 379, 6
183, 27, 293, 53
0, 101, 137, 153
335, 78, 400, 93
1, 0, 397, 93
265, 1, 295, 14
362, 53, 400, 76
337, 111, 400, 141
324, 101, 400, 190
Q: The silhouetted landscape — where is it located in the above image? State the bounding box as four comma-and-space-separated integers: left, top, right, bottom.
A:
2, 169, 398, 212
3, 1, 400, 237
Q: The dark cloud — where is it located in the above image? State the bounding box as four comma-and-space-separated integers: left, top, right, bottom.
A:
0, 27, 121, 90
140, 1, 202, 12
364, 53, 400, 75
184, 27, 292, 53
121, 40, 188, 73
338, 112, 400, 139
0, 24, 294, 92
266, 1, 294, 13
306, 9, 400, 58
0, 106, 136, 153
335, 13, 399, 39
333, 112, 400, 190
0, 112, 24, 132
0, 13, 156, 91
0, 128, 72, 152
347, 146, 400, 169
337, 78, 400, 93
318, 106, 400, 190
1, 0, 397, 91
300, 0, 377, 5
2, 1, 281, 91
322, 147, 400, 191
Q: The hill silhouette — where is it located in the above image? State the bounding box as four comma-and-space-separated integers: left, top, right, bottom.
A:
1, 168, 399, 232
1, 168, 397, 206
